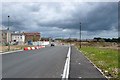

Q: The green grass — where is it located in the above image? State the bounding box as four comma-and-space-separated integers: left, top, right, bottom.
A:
79, 46, 119, 79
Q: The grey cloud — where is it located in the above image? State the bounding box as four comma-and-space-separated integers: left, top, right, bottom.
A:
85, 2, 118, 31
37, 2, 118, 32
1, 2, 118, 38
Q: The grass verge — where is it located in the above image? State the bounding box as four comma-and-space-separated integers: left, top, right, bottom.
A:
78, 46, 119, 79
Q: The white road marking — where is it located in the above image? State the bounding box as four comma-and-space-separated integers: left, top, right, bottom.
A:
78, 63, 81, 64
78, 77, 82, 78
62, 45, 71, 80
1, 50, 23, 55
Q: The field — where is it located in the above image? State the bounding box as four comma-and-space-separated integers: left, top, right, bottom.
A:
75, 41, 119, 79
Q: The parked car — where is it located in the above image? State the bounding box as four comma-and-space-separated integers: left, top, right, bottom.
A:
51, 43, 55, 46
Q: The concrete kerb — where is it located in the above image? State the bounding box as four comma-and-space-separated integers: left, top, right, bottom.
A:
1, 46, 46, 54
1, 50, 23, 55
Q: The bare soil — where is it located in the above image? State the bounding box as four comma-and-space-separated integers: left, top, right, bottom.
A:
0, 45, 34, 52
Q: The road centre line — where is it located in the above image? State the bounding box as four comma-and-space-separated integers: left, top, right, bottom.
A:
62, 45, 71, 80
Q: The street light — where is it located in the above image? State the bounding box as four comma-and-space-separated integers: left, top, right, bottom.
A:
79, 22, 81, 48
69, 34, 71, 46
8, 15, 10, 51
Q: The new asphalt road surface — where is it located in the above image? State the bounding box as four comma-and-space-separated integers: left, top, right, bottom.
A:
2, 46, 68, 78
2, 46, 107, 79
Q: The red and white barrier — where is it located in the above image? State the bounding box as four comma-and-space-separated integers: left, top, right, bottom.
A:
24, 46, 45, 51
24, 47, 31, 50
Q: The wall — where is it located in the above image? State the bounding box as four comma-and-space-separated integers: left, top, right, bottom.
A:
32, 41, 50, 46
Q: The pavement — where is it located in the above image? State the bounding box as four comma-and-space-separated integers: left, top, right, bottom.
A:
2, 45, 107, 79
69, 46, 107, 80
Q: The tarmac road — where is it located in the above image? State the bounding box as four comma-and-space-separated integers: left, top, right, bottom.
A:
2, 46, 68, 78
2, 46, 107, 79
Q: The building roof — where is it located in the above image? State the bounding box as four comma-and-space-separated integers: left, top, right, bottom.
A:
11, 33, 24, 35
23, 32, 40, 36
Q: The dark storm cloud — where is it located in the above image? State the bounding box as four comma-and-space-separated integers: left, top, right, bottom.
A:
118, 1, 120, 33
37, 2, 118, 32
1, 2, 118, 38
85, 2, 118, 31
2, 21, 27, 31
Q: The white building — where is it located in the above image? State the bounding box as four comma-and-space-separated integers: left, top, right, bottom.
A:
11, 32, 25, 45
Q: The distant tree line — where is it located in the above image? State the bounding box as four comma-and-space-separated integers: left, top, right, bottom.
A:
94, 37, 120, 42
55, 37, 120, 43
41, 37, 120, 43
41, 37, 49, 41
41, 37, 55, 42
55, 38, 78, 42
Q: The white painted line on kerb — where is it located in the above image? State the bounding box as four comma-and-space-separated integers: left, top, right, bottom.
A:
1, 50, 23, 55
62, 45, 71, 80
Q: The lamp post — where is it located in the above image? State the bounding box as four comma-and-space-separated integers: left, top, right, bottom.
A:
69, 34, 71, 46
8, 15, 10, 51
79, 22, 81, 48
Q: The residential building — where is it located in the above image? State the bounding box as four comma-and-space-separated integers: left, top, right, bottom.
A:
0, 29, 12, 45
23, 32, 40, 42
0, 29, 41, 45
11, 32, 25, 45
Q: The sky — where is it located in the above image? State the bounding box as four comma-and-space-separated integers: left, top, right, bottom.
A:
1, 1, 119, 39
